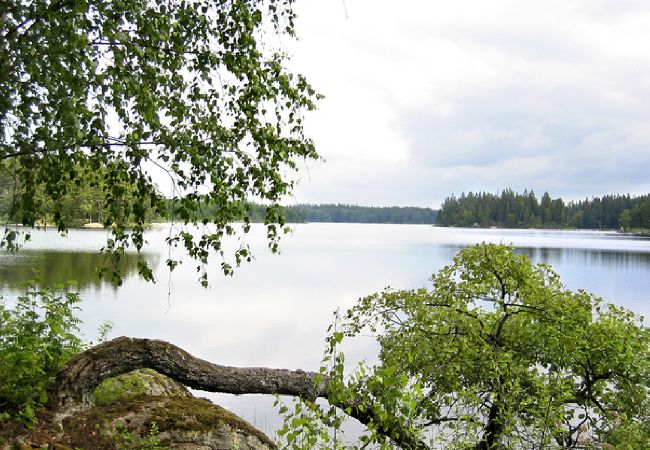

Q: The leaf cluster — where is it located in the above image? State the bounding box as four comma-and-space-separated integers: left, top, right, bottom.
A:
0, 282, 83, 426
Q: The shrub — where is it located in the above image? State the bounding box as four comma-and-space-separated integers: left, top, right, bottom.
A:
0, 282, 83, 426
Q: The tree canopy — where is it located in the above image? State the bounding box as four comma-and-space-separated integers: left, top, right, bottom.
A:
279, 244, 649, 449
1, 0, 319, 282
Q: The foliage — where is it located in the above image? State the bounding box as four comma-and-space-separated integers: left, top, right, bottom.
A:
0, 282, 83, 426
276, 396, 346, 450
279, 244, 649, 449
437, 189, 650, 230
96, 319, 115, 343
0, 161, 164, 226
600, 397, 650, 449
1, 0, 319, 283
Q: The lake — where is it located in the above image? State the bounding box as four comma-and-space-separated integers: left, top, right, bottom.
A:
1, 223, 649, 435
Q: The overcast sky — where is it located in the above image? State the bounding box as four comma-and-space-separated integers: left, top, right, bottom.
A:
282, 0, 650, 208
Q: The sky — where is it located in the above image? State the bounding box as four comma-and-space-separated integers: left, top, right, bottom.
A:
282, 0, 650, 208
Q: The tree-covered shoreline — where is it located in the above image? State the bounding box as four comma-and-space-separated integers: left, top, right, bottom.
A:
0, 186, 439, 227
436, 189, 650, 231
236, 203, 438, 224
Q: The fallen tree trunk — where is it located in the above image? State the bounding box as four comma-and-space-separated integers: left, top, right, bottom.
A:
51, 336, 429, 450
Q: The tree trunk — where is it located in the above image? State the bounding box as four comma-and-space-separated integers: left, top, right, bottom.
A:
51, 336, 429, 450
475, 400, 504, 450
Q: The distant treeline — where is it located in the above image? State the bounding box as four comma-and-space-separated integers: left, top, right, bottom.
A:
436, 189, 650, 230
291, 204, 438, 224
197, 203, 438, 224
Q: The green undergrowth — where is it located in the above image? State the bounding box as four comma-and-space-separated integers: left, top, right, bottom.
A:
0, 282, 83, 427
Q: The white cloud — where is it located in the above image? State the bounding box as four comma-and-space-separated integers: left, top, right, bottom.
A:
287, 0, 650, 206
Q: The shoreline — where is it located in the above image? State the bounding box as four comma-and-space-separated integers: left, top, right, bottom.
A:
4, 222, 650, 237
433, 224, 650, 237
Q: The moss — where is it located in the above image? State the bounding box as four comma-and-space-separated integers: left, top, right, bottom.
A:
93, 369, 188, 406
148, 396, 275, 447
59, 414, 116, 450
94, 373, 149, 406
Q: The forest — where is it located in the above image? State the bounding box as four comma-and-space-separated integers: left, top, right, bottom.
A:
0, 170, 438, 227
6, 170, 650, 232
436, 189, 650, 231
238, 203, 438, 224
0, 164, 164, 227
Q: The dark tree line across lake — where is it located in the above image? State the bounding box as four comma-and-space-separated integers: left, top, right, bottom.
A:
3, 165, 647, 230
436, 189, 650, 231
215, 203, 439, 224
1, 166, 439, 226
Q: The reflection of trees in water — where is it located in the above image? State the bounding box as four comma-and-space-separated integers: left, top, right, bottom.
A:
517, 247, 650, 270
0, 250, 159, 290
441, 245, 650, 271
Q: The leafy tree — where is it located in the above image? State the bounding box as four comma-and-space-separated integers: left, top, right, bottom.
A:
280, 244, 649, 449
1, 0, 319, 283
618, 209, 632, 232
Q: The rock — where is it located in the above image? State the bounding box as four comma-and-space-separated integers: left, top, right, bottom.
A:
2, 370, 275, 450
80, 370, 275, 449
59, 395, 276, 450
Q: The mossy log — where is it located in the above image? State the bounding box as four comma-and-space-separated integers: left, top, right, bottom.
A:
51, 336, 429, 450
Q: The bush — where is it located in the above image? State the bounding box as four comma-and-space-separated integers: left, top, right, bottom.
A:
0, 282, 83, 426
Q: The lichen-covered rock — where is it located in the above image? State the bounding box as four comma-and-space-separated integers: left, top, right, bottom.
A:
59, 395, 276, 450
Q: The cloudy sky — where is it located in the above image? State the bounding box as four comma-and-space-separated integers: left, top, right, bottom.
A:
282, 0, 650, 208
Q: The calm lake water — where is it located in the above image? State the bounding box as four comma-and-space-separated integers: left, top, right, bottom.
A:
1, 223, 649, 434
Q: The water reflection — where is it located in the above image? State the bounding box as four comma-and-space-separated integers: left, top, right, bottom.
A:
435, 245, 650, 271
519, 246, 650, 269
0, 249, 159, 291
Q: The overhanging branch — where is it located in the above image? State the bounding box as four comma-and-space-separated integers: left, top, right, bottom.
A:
51, 336, 430, 450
